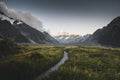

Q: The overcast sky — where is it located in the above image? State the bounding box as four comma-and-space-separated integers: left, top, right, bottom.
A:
1, 0, 120, 35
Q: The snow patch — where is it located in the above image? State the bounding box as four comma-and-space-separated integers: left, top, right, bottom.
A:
0, 2, 45, 32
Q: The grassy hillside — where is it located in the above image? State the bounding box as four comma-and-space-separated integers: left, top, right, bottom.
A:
0, 46, 64, 80
43, 46, 120, 80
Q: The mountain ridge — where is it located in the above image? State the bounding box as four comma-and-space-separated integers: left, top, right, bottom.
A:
0, 7, 58, 45
82, 16, 120, 47
54, 34, 90, 45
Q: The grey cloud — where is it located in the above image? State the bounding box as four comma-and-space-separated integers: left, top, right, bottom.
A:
0, 2, 44, 32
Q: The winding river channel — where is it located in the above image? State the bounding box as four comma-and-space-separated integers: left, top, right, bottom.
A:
35, 51, 68, 80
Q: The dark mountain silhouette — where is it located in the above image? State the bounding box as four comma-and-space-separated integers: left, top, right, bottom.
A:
0, 2, 58, 45
86, 16, 120, 47
13, 20, 58, 44
0, 14, 58, 45
0, 19, 32, 43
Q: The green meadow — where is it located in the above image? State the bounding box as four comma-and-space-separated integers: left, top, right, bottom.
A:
43, 46, 120, 80
0, 45, 120, 80
0, 46, 64, 80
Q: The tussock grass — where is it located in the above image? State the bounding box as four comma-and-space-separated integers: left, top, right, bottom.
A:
0, 46, 64, 80
43, 46, 120, 80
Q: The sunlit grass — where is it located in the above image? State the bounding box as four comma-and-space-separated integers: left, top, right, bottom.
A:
43, 46, 120, 80
0, 46, 120, 80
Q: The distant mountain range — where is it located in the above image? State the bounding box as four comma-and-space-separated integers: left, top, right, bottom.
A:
55, 17, 120, 47
54, 34, 90, 45
0, 6, 58, 45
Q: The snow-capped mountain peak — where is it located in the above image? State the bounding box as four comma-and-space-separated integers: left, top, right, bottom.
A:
54, 32, 90, 44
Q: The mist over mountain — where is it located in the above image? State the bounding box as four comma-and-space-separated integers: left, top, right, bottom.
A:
0, 2, 58, 45
0, 2, 44, 32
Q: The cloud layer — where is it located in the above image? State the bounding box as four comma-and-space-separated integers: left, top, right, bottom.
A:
0, 2, 44, 32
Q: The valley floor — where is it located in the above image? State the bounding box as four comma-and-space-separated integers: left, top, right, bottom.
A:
0, 46, 64, 80
0, 46, 120, 80
42, 46, 120, 80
